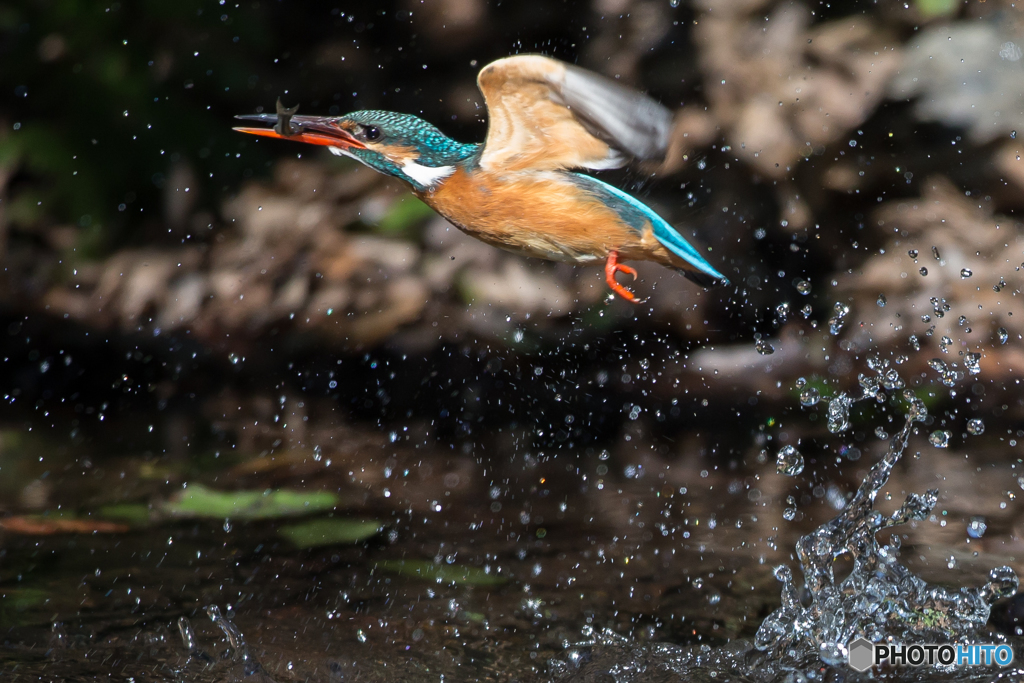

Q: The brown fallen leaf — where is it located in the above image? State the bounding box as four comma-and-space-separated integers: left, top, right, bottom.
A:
0, 517, 129, 535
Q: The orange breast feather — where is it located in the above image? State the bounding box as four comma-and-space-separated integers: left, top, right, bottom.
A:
417, 168, 672, 265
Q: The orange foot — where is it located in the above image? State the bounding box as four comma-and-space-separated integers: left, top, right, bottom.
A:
604, 250, 644, 303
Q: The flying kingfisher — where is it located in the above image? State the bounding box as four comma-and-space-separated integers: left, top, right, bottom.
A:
234, 55, 727, 302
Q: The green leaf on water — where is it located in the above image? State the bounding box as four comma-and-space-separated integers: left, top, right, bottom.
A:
97, 503, 153, 525
162, 484, 338, 520
914, 0, 957, 18
374, 559, 507, 586
0, 588, 50, 627
278, 518, 384, 549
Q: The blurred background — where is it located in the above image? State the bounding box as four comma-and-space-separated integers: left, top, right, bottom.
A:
2, 0, 1024, 680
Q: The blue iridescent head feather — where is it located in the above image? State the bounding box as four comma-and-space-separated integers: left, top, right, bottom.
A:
336, 111, 478, 189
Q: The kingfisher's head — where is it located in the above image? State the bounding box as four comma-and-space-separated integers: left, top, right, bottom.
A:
234, 109, 477, 191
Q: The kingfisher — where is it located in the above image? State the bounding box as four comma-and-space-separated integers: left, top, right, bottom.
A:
234, 55, 727, 301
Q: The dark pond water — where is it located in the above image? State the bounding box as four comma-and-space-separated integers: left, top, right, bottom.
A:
2, 344, 1023, 681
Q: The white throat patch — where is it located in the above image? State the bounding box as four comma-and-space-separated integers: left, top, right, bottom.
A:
400, 160, 455, 188
329, 147, 454, 188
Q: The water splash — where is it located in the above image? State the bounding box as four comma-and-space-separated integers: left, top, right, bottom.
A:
754, 394, 1018, 669
174, 605, 272, 680
552, 359, 1020, 682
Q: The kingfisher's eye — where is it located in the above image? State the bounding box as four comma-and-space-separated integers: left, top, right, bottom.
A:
363, 125, 381, 141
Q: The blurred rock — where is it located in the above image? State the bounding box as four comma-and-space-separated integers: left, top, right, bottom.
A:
839, 176, 1024, 374
43, 156, 719, 352
695, 0, 899, 178
890, 20, 1024, 142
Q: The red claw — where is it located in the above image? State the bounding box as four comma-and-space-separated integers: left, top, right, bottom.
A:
604, 250, 644, 303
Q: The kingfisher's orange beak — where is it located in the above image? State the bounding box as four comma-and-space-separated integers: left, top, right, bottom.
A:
233, 113, 367, 149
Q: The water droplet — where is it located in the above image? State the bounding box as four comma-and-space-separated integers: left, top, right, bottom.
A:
967, 516, 988, 539
669, 0, 680, 6
828, 302, 850, 335
876, 294, 887, 307
800, 304, 813, 319
998, 327, 1009, 344
966, 418, 985, 435
776, 445, 804, 476
827, 393, 853, 434
874, 426, 889, 440
880, 368, 904, 390
960, 268, 972, 278
905, 393, 928, 422
908, 249, 919, 259
755, 338, 775, 355
356, 629, 367, 643
775, 302, 791, 322
919, 267, 928, 276
795, 280, 812, 295
928, 430, 951, 448
782, 506, 797, 521
692, 577, 704, 589
859, 373, 881, 400
799, 387, 820, 406
909, 334, 921, 351
932, 246, 942, 260
983, 566, 1018, 602
964, 352, 981, 376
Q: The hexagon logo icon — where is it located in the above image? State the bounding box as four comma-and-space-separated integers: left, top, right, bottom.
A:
848, 637, 875, 672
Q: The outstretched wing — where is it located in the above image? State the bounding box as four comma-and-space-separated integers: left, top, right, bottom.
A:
477, 55, 673, 173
